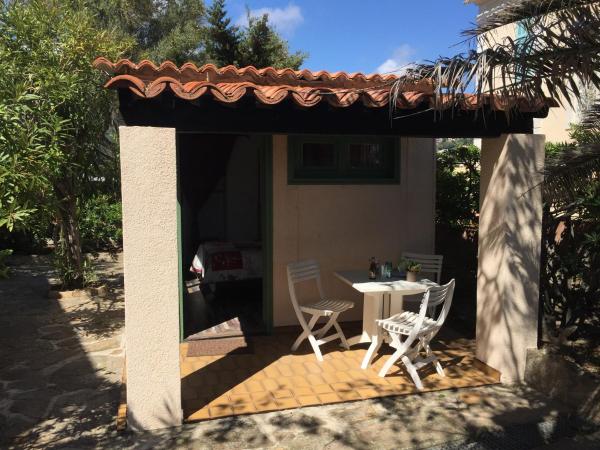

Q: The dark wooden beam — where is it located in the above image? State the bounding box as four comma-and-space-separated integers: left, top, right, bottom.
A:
118, 90, 547, 138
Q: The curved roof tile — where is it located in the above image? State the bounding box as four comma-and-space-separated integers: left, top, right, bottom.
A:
93, 58, 551, 112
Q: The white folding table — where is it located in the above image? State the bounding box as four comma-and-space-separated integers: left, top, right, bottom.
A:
334, 270, 438, 347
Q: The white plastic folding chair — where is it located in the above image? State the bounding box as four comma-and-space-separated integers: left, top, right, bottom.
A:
362, 279, 455, 390
287, 260, 354, 361
401, 252, 444, 316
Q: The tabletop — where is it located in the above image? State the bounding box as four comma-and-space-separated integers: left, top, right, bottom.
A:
334, 270, 438, 295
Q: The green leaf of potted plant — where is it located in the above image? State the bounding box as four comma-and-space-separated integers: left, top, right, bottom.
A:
399, 258, 421, 282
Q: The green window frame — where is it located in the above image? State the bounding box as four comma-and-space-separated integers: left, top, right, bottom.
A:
288, 135, 400, 184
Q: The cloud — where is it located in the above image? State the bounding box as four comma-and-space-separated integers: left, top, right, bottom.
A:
376, 44, 416, 75
236, 4, 304, 36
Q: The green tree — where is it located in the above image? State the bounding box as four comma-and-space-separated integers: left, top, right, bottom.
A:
437, 138, 474, 152
90, 0, 206, 65
205, 0, 240, 66
436, 144, 480, 229
0, 0, 130, 287
238, 13, 306, 69
91, 0, 306, 68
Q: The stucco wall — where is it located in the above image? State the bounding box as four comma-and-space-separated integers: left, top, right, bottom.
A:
477, 134, 545, 383
534, 106, 576, 144
120, 126, 182, 430
272, 135, 436, 327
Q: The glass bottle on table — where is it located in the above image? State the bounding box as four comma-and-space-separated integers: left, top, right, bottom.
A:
385, 261, 392, 278
368, 257, 378, 280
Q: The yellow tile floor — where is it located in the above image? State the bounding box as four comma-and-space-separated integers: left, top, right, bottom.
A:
181, 327, 500, 422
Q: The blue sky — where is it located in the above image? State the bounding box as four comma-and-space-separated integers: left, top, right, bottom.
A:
224, 0, 479, 73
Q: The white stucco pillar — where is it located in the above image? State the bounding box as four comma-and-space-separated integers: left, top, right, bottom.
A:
119, 126, 182, 430
477, 133, 545, 383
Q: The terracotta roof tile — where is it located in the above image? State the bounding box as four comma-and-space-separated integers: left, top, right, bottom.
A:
93, 58, 551, 112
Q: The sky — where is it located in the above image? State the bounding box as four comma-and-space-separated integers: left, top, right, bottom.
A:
224, 0, 480, 74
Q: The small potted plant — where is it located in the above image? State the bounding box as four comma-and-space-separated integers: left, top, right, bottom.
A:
399, 258, 421, 282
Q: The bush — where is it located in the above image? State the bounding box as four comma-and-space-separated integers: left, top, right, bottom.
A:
436, 143, 480, 230
79, 195, 122, 253
541, 126, 600, 343
0, 248, 12, 278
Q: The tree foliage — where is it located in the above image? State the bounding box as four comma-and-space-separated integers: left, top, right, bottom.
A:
204, 1, 306, 69
89, 0, 306, 68
237, 12, 306, 69
0, 0, 129, 286
205, 0, 239, 67
436, 142, 480, 230
89, 0, 206, 65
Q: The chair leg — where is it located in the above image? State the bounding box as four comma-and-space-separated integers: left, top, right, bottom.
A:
433, 358, 445, 377
291, 314, 319, 351
378, 347, 403, 377
361, 334, 382, 369
315, 314, 337, 339
401, 355, 424, 390
308, 334, 324, 361
332, 317, 349, 350
424, 342, 445, 377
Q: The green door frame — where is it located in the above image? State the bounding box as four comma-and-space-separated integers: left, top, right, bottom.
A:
177, 133, 274, 342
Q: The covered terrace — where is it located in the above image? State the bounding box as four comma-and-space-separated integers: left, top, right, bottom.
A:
94, 58, 550, 431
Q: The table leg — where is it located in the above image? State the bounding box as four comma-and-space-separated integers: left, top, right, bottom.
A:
346, 292, 384, 346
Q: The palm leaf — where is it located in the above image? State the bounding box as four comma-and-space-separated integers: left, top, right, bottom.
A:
391, 0, 600, 118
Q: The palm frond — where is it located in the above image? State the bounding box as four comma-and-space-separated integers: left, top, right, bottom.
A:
465, 0, 599, 36
543, 143, 600, 212
392, 0, 600, 118
581, 99, 600, 131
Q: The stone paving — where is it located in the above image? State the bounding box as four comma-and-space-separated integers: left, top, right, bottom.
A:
32, 384, 583, 449
0, 253, 598, 449
0, 253, 125, 449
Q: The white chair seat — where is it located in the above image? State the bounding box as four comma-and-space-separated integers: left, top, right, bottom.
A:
377, 311, 437, 335
301, 299, 354, 315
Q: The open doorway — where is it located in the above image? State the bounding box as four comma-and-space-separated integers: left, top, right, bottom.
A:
178, 134, 270, 343
435, 137, 480, 337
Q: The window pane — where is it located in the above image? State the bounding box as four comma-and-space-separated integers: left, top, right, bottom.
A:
349, 143, 384, 168
301, 143, 335, 168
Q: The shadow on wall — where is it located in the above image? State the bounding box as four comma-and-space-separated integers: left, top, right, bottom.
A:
476, 135, 544, 382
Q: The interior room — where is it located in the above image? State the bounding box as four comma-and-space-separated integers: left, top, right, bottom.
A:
178, 134, 266, 342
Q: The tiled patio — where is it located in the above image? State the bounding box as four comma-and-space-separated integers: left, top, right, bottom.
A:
181, 325, 500, 422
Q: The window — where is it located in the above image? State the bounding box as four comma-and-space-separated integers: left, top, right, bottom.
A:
288, 136, 399, 184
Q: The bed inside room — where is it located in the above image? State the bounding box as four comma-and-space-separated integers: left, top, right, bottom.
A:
179, 134, 266, 342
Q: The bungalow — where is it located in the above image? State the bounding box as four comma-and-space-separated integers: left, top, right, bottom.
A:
94, 58, 549, 430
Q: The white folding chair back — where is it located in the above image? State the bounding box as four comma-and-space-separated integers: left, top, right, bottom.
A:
401, 252, 444, 316
287, 260, 354, 361
362, 279, 455, 390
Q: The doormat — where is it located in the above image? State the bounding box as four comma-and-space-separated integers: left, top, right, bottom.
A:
186, 336, 253, 356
